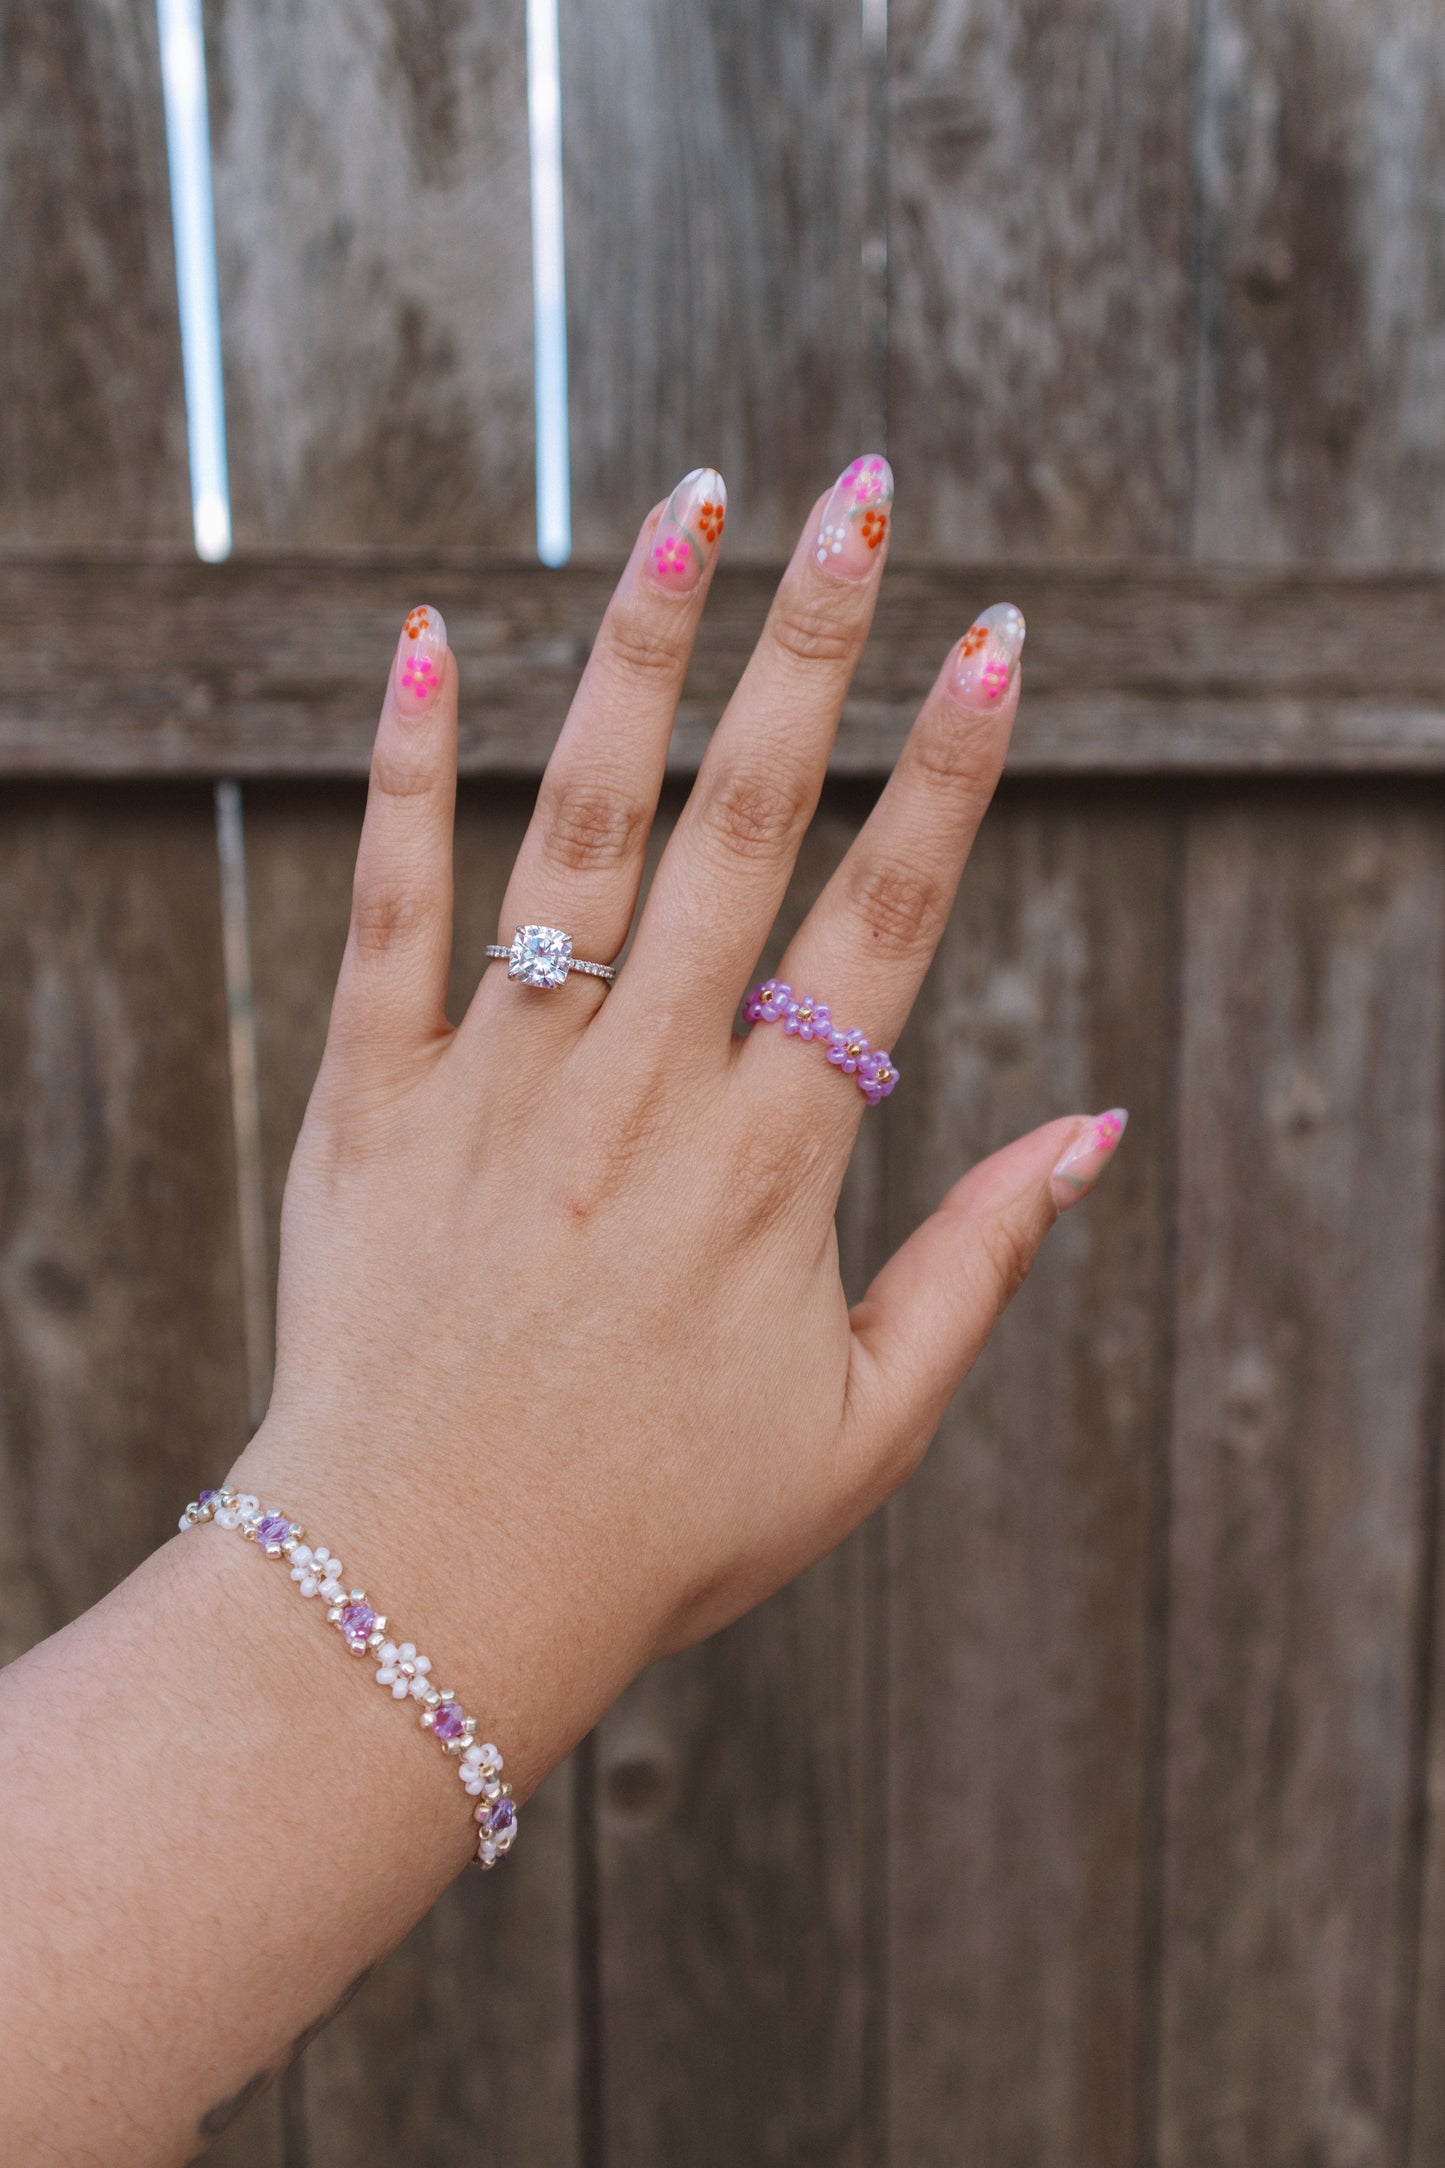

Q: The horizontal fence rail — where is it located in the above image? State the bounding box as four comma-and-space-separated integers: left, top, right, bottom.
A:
4, 554, 1445, 777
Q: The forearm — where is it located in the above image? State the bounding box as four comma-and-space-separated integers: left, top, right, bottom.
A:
0, 1434, 601, 2166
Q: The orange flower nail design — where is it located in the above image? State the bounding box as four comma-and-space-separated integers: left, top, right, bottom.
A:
648, 468, 727, 593
953, 603, 1025, 712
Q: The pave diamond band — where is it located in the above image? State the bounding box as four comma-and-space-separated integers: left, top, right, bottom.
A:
486, 924, 618, 990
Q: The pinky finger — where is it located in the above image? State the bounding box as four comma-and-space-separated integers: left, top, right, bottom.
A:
843, 1109, 1129, 1477
329, 605, 458, 1069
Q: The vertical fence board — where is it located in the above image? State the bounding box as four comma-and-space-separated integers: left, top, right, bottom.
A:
593, 796, 884, 2168
0, 786, 273, 2168
0, 0, 191, 544
243, 780, 582, 2168
885, 0, 1193, 559
203, 0, 536, 549
559, 0, 879, 553
1191, 0, 1445, 566
1412, 1395, 1445, 2165
1159, 794, 1442, 2166
885, 789, 1178, 2167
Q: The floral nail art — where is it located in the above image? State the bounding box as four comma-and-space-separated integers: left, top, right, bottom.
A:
954, 603, 1026, 711
394, 602, 448, 718
649, 467, 727, 592
814, 453, 894, 580
1050, 1108, 1129, 1211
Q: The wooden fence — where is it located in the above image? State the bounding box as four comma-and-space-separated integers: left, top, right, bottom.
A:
4, 1, 1445, 2162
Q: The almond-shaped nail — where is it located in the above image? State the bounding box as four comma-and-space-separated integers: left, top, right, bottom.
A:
814, 452, 894, 581
393, 603, 448, 719
1050, 1107, 1128, 1211
954, 603, 1026, 711
649, 467, 727, 593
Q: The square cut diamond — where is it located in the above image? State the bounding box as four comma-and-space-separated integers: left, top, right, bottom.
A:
509, 924, 572, 988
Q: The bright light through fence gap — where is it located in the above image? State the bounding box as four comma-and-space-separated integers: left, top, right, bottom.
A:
156, 0, 232, 562
527, 0, 571, 566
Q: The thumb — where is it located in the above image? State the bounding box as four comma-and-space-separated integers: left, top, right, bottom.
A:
844, 1108, 1128, 1472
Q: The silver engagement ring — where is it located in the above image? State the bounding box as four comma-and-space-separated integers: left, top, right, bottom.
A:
486, 925, 618, 990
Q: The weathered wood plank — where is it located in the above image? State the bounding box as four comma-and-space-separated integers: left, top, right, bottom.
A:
201, 0, 535, 550
0, 786, 273, 2162
6, 555, 1445, 775
241, 781, 582, 2167
1191, 0, 1445, 565
885, 790, 1178, 2165
1159, 794, 1442, 2165
0, 788, 250, 1648
0, 1, 191, 544
593, 796, 883, 2166
559, 0, 878, 554
1411, 1415, 1445, 2162
886, 0, 1193, 558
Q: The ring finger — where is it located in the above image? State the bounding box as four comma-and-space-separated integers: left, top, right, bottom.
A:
464, 467, 728, 1033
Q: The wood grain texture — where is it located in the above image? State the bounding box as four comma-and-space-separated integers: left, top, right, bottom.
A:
202, 0, 535, 549
1159, 793, 1443, 2166
1411, 1395, 1445, 2164
0, 1, 191, 546
0, 787, 249, 1655
1191, 0, 1445, 565
593, 796, 886, 2167
8, 553, 1445, 776
885, 789, 1178, 2166
560, 0, 878, 554
242, 781, 582, 2166
886, 0, 1193, 558
0, 785, 277, 2164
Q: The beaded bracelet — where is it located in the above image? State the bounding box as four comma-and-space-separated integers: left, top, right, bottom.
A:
178, 1486, 518, 1869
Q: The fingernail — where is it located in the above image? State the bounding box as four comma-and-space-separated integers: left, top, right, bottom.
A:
1050, 1108, 1128, 1211
648, 467, 727, 592
813, 452, 894, 581
954, 603, 1026, 711
393, 603, 448, 718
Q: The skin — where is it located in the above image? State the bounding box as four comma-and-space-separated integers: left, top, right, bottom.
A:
0, 465, 1121, 2163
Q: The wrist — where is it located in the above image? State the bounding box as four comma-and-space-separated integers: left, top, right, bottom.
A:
222, 1404, 642, 1800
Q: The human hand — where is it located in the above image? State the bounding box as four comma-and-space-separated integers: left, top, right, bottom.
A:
234, 458, 1127, 1795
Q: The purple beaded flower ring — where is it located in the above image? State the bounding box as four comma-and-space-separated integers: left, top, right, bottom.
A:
743, 981, 900, 1106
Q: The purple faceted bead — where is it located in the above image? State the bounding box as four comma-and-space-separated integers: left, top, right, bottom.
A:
432, 1701, 467, 1742
339, 1601, 377, 1647
198, 1488, 219, 1507
487, 1797, 516, 1836
255, 1512, 290, 1545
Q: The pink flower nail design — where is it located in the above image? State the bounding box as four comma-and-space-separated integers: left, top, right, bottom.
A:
648, 468, 727, 593
394, 603, 448, 718
814, 453, 894, 581
1050, 1107, 1129, 1211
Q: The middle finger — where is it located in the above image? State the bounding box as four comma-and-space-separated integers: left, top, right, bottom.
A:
620, 453, 894, 1034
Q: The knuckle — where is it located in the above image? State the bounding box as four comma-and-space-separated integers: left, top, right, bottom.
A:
907, 712, 1004, 803
729, 1116, 818, 1237
698, 765, 812, 864
539, 774, 651, 874
349, 877, 440, 959
978, 1211, 1039, 1310
598, 596, 689, 682
766, 592, 860, 669
370, 742, 439, 804
845, 859, 947, 961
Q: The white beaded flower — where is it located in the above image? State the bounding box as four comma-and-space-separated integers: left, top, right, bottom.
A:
815, 518, 847, 565
459, 1740, 504, 1798
375, 1641, 432, 1700
213, 1492, 259, 1530
289, 1544, 344, 1600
